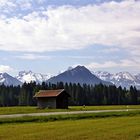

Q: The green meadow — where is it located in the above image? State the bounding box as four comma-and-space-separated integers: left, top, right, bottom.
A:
0, 115, 140, 140
0, 105, 140, 115
0, 106, 140, 140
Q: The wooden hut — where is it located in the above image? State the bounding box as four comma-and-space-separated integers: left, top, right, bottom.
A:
34, 89, 70, 109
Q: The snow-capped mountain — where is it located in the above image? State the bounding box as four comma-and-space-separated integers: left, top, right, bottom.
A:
93, 71, 140, 89
93, 71, 113, 81
0, 73, 22, 86
16, 71, 50, 83
1, 67, 140, 89
47, 66, 112, 86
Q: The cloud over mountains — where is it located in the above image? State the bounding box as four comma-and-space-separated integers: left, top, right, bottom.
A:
0, 0, 139, 54
0, 0, 140, 75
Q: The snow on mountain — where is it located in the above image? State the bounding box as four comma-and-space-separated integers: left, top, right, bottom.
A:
135, 73, 140, 81
47, 66, 112, 86
1, 67, 140, 89
93, 71, 113, 81
16, 71, 50, 83
114, 72, 136, 81
93, 71, 140, 89
0, 73, 22, 86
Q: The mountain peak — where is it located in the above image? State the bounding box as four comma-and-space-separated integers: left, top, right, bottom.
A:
71, 65, 90, 73
18, 70, 33, 75
67, 65, 87, 72
0, 72, 22, 86
48, 65, 112, 86
16, 70, 50, 83
75, 65, 87, 70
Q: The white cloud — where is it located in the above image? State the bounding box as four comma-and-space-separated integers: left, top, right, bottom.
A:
66, 56, 95, 59
20, 2, 32, 10
0, 0, 16, 14
37, 0, 45, 4
16, 54, 96, 60
16, 53, 51, 60
87, 59, 140, 70
100, 47, 120, 53
0, 0, 15, 7
0, 0, 139, 53
0, 65, 13, 73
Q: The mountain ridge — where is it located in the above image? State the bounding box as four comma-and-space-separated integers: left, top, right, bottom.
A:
93, 71, 140, 89
47, 65, 112, 86
16, 71, 50, 84
1, 66, 140, 89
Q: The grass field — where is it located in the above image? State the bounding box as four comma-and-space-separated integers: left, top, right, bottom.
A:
0, 108, 140, 140
0, 105, 140, 115
0, 110, 140, 124
0, 115, 140, 140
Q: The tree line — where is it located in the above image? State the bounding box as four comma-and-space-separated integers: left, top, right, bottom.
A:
0, 82, 140, 107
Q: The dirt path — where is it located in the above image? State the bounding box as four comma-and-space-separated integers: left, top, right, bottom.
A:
0, 109, 140, 118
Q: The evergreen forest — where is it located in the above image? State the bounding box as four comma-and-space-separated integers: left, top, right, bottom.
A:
0, 82, 140, 107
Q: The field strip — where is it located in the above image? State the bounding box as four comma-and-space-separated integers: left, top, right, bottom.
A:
0, 109, 140, 118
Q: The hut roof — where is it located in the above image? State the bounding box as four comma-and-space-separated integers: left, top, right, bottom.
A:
34, 89, 65, 98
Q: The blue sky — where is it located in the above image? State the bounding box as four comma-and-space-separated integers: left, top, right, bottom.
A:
0, 0, 140, 76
